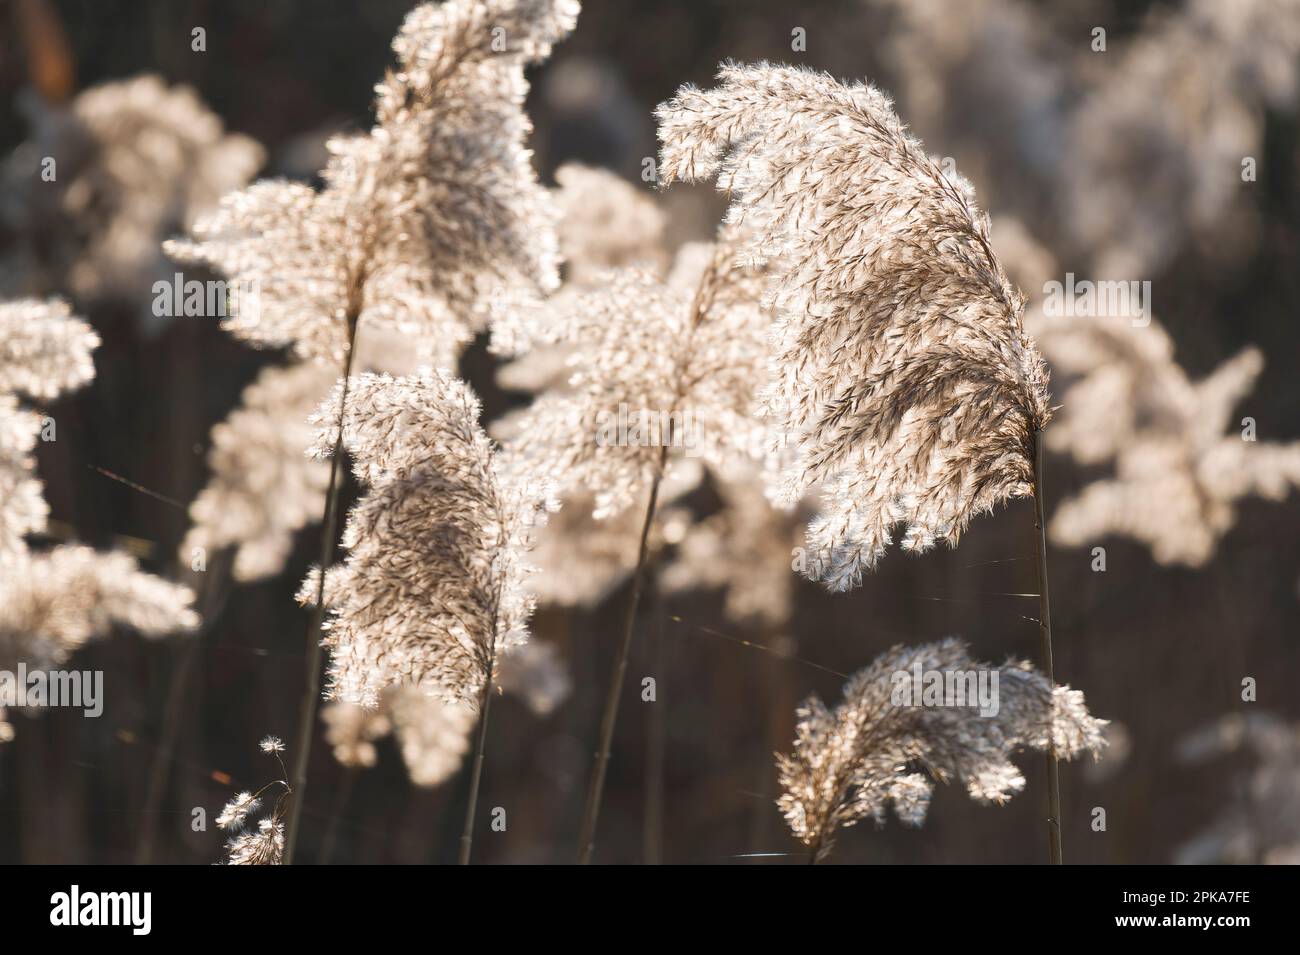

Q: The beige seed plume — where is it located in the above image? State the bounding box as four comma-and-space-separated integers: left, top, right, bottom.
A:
0, 298, 198, 737
303, 370, 553, 708
320, 641, 568, 786
181, 361, 334, 582
166, 0, 578, 367
493, 236, 771, 521
660, 472, 805, 629
553, 163, 667, 284
657, 62, 1052, 590
1038, 314, 1300, 567
778, 638, 1105, 862
0, 298, 98, 559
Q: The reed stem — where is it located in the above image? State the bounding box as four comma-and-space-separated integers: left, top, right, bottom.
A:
577, 444, 668, 864
1032, 428, 1063, 865
285, 314, 358, 864
459, 659, 498, 864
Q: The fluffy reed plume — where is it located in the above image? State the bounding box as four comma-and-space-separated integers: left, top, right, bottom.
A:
181, 362, 333, 582
304, 369, 551, 862
657, 63, 1052, 592
494, 238, 770, 518
323, 691, 476, 788
0, 298, 99, 401
496, 463, 701, 609
0, 298, 198, 737
660, 473, 803, 629
779, 639, 1105, 863
0, 298, 97, 558
169, 0, 576, 863
1, 75, 262, 302
553, 163, 668, 284
497, 230, 772, 860
219, 737, 291, 866
305, 371, 550, 706
321, 641, 567, 786
1061, 0, 1300, 277
1039, 315, 1300, 566
180, 325, 461, 586
165, 0, 577, 368
1175, 713, 1300, 865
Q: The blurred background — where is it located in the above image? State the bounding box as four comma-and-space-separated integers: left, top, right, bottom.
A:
1, 0, 1298, 864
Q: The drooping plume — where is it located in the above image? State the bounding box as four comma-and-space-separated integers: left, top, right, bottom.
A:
657, 63, 1052, 590
0, 298, 198, 739
302, 370, 553, 707
1038, 314, 1300, 566
166, 0, 578, 368
320, 639, 568, 786
778, 639, 1105, 862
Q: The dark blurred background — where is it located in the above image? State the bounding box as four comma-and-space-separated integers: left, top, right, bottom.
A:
0, 0, 1297, 864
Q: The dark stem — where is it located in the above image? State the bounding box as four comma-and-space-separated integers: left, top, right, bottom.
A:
1032, 428, 1063, 865
135, 557, 229, 864
643, 593, 665, 865
577, 444, 669, 864
284, 315, 359, 865
318, 768, 356, 865
459, 657, 498, 865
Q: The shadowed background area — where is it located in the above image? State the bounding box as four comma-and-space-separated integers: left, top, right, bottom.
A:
1, 0, 1297, 864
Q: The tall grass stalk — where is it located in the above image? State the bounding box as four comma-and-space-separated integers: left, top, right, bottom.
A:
577, 443, 668, 864
1032, 428, 1063, 864
285, 313, 358, 865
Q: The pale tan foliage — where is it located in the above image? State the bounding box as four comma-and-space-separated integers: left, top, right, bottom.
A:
2, 75, 262, 301
321, 700, 392, 770
657, 63, 1052, 590
494, 238, 771, 520
0, 546, 199, 672
0, 298, 197, 727
0, 299, 98, 559
182, 361, 334, 582
1038, 314, 1300, 566
0, 299, 100, 400
320, 639, 568, 787
386, 687, 477, 787
660, 472, 804, 628
554, 163, 667, 284
778, 638, 1105, 861
166, 0, 577, 367
304, 371, 553, 708
180, 324, 456, 586
504, 464, 701, 609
